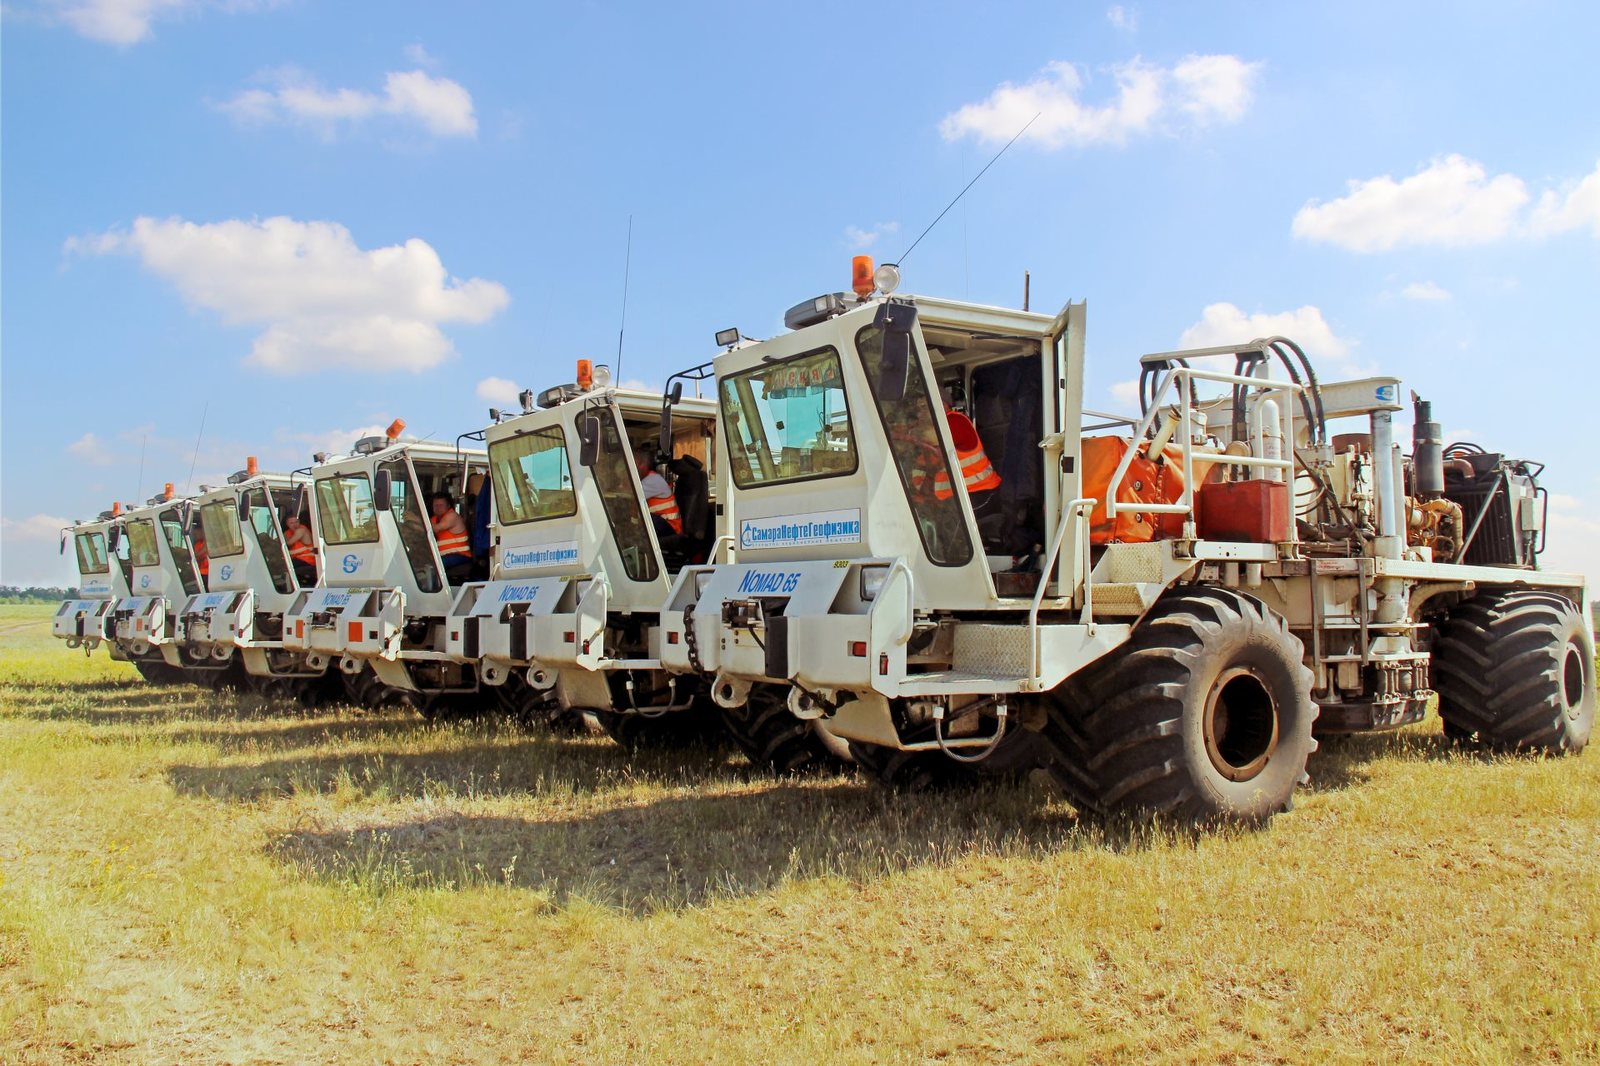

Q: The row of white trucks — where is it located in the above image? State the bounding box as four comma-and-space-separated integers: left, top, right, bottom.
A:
55, 264, 1594, 823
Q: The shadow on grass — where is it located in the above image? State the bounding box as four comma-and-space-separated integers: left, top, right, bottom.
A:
166, 730, 740, 804
1307, 723, 1496, 792
265, 780, 1124, 913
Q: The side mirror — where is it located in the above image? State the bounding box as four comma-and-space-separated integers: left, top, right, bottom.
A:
373, 469, 392, 512
107, 526, 121, 551
237, 495, 251, 522
873, 300, 916, 403
60, 532, 68, 556
291, 484, 308, 521
659, 381, 684, 458
578, 414, 601, 468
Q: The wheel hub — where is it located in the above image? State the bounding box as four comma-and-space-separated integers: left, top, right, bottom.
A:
1203, 667, 1280, 782
1562, 643, 1586, 721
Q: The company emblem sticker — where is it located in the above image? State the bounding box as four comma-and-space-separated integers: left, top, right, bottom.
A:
342, 554, 361, 574
739, 508, 862, 550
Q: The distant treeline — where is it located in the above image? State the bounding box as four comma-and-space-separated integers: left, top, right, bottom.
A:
0, 586, 75, 604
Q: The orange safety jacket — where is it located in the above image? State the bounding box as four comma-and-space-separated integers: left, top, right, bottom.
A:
432, 515, 472, 559
933, 409, 1002, 500
288, 538, 317, 566
647, 493, 683, 534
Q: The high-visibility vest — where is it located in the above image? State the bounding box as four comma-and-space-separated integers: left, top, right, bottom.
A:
647, 493, 683, 534
288, 538, 316, 566
933, 409, 1002, 500
432, 516, 472, 559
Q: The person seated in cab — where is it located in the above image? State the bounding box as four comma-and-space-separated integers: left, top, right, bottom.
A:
634, 445, 682, 538
284, 513, 318, 586
192, 533, 210, 590
934, 385, 1001, 502
430, 492, 474, 585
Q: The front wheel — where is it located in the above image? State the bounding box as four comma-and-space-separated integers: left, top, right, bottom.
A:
1041, 587, 1318, 827
720, 685, 852, 776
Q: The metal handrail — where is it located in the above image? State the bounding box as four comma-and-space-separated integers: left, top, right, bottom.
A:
1104, 366, 1302, 540
1027, 497, 1095, 681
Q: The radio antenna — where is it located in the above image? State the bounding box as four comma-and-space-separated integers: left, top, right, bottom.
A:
615, 215, 633, 382
184, 401, 209, 495
895, 111, 1041, 267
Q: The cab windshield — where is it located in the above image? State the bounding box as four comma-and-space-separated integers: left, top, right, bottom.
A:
74, 531, 109, 574
489, 427, 577, 524
315, 473, 379, 545
199, 499, 246, 558
127, 519, 161, 568
720, 347, 856, 488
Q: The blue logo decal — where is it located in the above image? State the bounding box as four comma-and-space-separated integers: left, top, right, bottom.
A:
342, 554, 360, 574
140, 574, 151, 589
1375, 384, 1396, 403
737, 570, 803, 595
498, 584, 544, 602
219, 564, 233, 581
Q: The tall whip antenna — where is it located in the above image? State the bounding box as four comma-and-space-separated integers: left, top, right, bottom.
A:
895, 111, 1041, 267
615, 215, 633, 381
184, 401, 209, 495
135, 434, 147, 502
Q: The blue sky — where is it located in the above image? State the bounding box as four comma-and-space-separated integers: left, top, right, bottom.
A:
3, 0, 1598, 590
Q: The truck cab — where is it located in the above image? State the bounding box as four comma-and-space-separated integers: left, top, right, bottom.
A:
53, 507, 133, 652
445, 366, 722, 736
178, 460, 332, 697
108, 484, 208, 679
657, 271, 1117, 779
282, 423, 487, 709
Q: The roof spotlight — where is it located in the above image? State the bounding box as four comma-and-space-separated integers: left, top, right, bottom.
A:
715, 327, 741, 347
874, 262, 901, 295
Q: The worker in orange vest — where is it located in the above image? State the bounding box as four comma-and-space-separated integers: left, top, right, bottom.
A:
430, 493, 474, 585
635, 446, 682, 536
192, 534, 210, 590
933, 402, 1001, 500
284, 513, 318, 586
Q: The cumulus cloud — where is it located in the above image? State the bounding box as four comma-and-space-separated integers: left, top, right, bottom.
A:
68, 216, 509, 374
220, 67, 478, 138
475, 376, 520, 407
1400, 280, 1451, 302
940, 54, 1260, 149
1106, 5, 1138, 31
844, 221, 899, 248
1, 513, 75, 541
1528, 160, 1600, 238
67, 432, 118, 465
1291, 156, 1600, 252
277, 424, 394, 463
27, 0, 273, 46
1180, 303, 1353, 365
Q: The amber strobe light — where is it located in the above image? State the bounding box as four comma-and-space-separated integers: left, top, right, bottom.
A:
852, 255, 875, 297
246, 455, 259, 476
163, 482, 174, 499
577, 359, 594, 391
386, 419, 407, 441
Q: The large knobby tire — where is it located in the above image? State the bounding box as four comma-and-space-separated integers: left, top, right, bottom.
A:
1041, 587, 1317, 826
135, 659, 185, 685
1434, 589, 1595, 754
720, 685, 852, 776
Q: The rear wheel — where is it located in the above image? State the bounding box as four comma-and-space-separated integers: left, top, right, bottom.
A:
594, 706, 722, 750
849, 711, 1042, 792
720, 685, 852, 776
1040, 587, 1317, 826
1434, 590, 1594, 753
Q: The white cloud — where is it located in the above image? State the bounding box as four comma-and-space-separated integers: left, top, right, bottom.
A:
34, 0, 272, 46
1528, 160, 1600, 238
1292, 155, 1531, 252
403, 43, 439, 69
1400, 280, 1451, 302
277, 424, 393, 464
844, 221, 899, 249
67, 432, 119, 465
1106, 5, 1138, 31
68, 216, 509, 374
940, 54, 1260, 149
1539, 493, 1600, 598
220, 68, 478, 138
475, 376, 520, 407
1109, 379, 1141, 407
1, 513, 75, 541
1179, 303, 1353, 366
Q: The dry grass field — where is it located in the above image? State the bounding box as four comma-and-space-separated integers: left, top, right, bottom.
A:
2, 602, 1597, 1064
